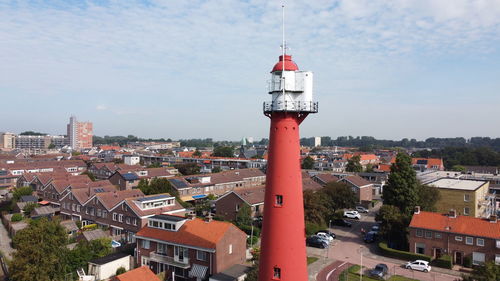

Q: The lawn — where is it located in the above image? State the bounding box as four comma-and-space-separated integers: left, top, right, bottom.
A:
307, 256, 319, 265
339, 265, 419, 281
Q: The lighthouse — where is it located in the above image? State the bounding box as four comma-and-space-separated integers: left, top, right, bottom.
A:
258, 15, 318, 281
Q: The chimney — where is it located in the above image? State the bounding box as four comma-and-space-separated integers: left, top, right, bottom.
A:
414, 206, 420, 214
489, 215, 497, 223
188, 211, 196, 220
205, 213, 213, 223
449, 209, 457, 218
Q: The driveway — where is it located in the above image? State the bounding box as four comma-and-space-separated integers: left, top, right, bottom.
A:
313, 208, 460, 281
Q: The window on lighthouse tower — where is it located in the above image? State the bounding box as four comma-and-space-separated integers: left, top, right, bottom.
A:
273, 266, 281, 280
275, 195, 283, 207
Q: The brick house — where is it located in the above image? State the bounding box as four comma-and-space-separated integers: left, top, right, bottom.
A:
135, 215, 247, 281
109, 167, 177, 190
311, 173, 340, 186
88, 163, 142, 180
409, 208, 500, 266
168, 168, 266, 202
339, 175, 373, 204
215, 187, 265, 221
411, 158, 444, 172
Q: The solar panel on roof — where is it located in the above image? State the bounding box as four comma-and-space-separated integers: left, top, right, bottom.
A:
168, 179, 188, 188
94, 188, 105, 193
416, 160, 428, 165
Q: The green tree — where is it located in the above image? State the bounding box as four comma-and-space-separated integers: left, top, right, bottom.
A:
11, 213, 23, 222
138, 178, 178, 196
10, 218, 68, 281
322, 181, 357, 212
193, 149, 202, 157
235, 204, 252, 227
301, 156, 315, 169
116, 267, 126, 275
365, 163, 374, 172
303, 190, 330, 226
383, 152, 419, 216
416, 184, 441, 212
22, 202, 38, 216
461, 262, 500, 281
375, 205, 408, 249
13, 186, 33, 201
451, 165, 466, 172
174, 163, 201, 175
147, 162, 161, 168
212, 146, 234, 157
63, 238, 113, 279
211, 166, 222, 173
48, 143, 56, 149
345, 155, 363, 172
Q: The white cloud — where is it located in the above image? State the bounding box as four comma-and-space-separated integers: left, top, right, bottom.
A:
96, 105, 107, 111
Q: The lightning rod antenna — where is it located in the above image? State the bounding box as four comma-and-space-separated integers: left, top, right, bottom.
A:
282, 3, 286, 109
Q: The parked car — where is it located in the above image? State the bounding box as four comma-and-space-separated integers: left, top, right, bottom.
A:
316, 231, 335, 242
356, 206, 369, 213
343, 210, 361, 219
369, 264, 388, 279
331, 219, 352, 227
312, 234, 331, 244
405, 260, 432, 272
306, 236, 328, 249
363, 231, 378, 243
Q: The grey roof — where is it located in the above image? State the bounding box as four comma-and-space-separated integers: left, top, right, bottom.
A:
32, 206, 55, 216
151, 214, 186, 222
82, 229, 109, 241
209, 264, 251, 281
61, 220, 79, 232
20, 195, 37, 202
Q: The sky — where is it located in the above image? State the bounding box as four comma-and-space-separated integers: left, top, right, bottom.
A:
1, 0, 500, 141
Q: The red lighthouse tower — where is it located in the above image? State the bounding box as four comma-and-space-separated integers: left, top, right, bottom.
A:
258, 35, 318, 281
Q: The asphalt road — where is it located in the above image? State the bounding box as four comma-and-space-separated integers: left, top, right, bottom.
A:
309, 209, 460, 281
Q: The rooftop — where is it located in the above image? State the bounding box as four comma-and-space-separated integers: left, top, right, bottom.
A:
116, 266, 160, 281
429, 178, 486, 191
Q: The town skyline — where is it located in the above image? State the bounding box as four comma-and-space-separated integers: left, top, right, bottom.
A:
1, 0, 500, 139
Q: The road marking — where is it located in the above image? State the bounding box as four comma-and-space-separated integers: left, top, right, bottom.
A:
326, 261, 347, 280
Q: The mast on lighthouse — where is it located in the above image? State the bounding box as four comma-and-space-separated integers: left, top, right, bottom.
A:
258, 4, 318, 281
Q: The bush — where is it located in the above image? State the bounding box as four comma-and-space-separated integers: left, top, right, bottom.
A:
432, 255, 452, 269
305, 221, 325, 236
11, 213, 23, 222
116, 267, 126, 275
378, 241, 431, 262
247, 236, 258, 247
239, 225, 260, 237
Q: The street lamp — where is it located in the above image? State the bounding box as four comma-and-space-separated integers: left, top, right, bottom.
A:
360, 246, 363, 281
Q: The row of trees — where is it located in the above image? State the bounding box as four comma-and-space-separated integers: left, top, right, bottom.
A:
9, 218, 113, 281
301, 136, 500, 151
412, 146, 500, 168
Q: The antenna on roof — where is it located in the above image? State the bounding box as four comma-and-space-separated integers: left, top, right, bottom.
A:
281, 2, 287, 108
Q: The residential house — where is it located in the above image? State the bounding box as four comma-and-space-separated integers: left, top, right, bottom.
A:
428, 178, 492, 218
168, 169, 266, 202
339, 175, 374, 204
311, 173, 340, 186
114, 266, 161, 281
215, 187, 265, 221
88, 163, 142, 180
87, 252, 131, 281
109, 167, 177, 190
135, 215, 247, 281
412, 158, 444, 172
409, 208, 500, 266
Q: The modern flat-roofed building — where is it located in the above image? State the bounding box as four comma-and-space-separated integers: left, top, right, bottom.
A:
428, 178, 492, 218
0, 132, 16, 150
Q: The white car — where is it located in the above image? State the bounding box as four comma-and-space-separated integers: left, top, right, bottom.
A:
405, 260, 432, 272
343, 210, 361, 219
315, 232, 334, 243
356, 206, 369, 213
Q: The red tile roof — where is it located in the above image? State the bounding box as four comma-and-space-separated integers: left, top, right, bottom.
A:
136, 218, 241, 249
412, 158, 444, 168
342, 175, 372, 187
97, 189, 144, 210
410, 211, 500, 239
116, 266, 160, 281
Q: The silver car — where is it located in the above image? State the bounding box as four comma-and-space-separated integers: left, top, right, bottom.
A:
405, 260, 432, 272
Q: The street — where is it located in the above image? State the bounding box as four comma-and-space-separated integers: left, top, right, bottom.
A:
308, 207, 460, 281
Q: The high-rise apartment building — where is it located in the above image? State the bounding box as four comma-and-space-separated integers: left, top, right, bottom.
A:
0, 132, 16, 149
67, 116, 93, 150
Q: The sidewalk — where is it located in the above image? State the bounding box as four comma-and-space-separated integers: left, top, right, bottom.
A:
360, 247, 462, 277
0, 220, 14, 260
308, 253, 336, 281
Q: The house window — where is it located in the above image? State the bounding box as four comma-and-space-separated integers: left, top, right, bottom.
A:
464, 207, 470, 216
464, 194, 470, 202
466, 237, 474, 245
133, 218, 137, 226
425, 231, 432, 239
455, 236, 463, 242
435, 233, 442, 239
273, 267, 281, 280
415, 243, 425, 254
96, 209, 102, 217
102, 210, 107, 218
126, 217, 130, 224
235, 204, 239, 212
472, 252, 485, 265
118, 214, 123, 222
275, 195, 283, 207
477, 238, 484, 247
113, 213, 118, 221
496, 254, 500, 265
197, 250, 207, 261
141, 239, 150, 249
416, 229, 423, 237
141, 256, 150, 266
496, 240, 500, 248
157, 243, 167, 255
229, 244, 233, 254
76, 205, 81, 212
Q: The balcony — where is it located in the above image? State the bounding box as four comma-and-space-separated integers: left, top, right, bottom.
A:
149, 252, 190, 269
263, 101, 318, 113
